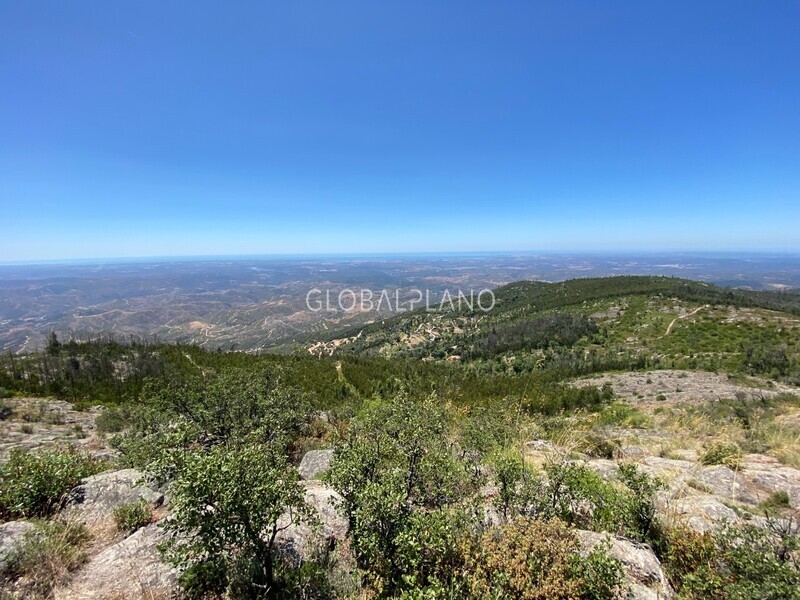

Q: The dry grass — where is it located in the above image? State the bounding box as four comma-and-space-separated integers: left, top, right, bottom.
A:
3, 518, 91, 599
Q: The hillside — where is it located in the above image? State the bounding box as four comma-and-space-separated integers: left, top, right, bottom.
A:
309, 276, 800, 379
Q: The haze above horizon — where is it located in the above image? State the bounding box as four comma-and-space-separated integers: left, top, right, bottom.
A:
2, 1, 799, 262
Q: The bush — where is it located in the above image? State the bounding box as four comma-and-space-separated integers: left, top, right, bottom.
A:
3, 520, 90, 598
490, 450, 542, 522
657, 522, 800, 598
94, 406, 130, 434
115, 368, 313, 478
459, 517, 622, 599
653, 526, 716, 591
760, 490, 792, 514
326, 393, 478, 595
666, 521, 800, 600
701, 441, 742, 469
162, 442, 313, 597
0, 449, 105, 519
535, 462, 662, 541
112, 500, 153, 533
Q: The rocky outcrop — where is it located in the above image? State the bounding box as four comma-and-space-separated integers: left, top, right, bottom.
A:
0, 520, 35, 573
667, 495, 739, 533
298, 448, 334, 480
55, 523, 177, 600
63, 469, 164, 525
275, 480, 348, 564
577, 530, 674, 600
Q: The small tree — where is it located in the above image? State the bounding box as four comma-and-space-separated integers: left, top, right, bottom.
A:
46, 331, 61, 356
162, 442, 313, 597
326, 393, 477, 594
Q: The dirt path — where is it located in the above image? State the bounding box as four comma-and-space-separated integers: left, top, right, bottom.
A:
661, 305, 708, 338
184, 352, 210, 377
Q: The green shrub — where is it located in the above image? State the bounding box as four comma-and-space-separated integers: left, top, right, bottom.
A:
491, 450, 542, 521
3, 520, 90, 598
326, 393, 478, 595
536, 462, 662, 541
94, 406, 130, 434
0, 449, 105, 519
652, 526, 716, 590
580, 432, 622, 459
162, 442, 313, 597
617, 462, 663, 539
659, 522, 800, 598
760, 490, 791, 513
115, 368, 313, 478
112, 500, 153, 533
701, 441, 742, 469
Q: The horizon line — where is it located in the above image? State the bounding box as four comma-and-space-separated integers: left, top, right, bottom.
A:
3, 248, 800, 267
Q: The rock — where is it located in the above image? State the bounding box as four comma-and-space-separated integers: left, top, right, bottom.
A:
525, 439, 557, 452
298, 449, 334, 480
615, 445, 651, 461
692, 465, 762, 506
667, 496, 739, 533
275, 480, 349, 564
63, 469, 164, 525
0, 520, 35, 573
641, 456, 695, 473
55, 523, 177, 599
587, 459, 619, 479
737, 456, 800, 508
670, 449, 699, 462
577, 530, 674, 599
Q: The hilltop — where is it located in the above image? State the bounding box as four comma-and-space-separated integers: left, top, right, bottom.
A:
309, 275, 800, 379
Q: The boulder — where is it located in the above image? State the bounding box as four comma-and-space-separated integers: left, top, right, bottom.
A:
737, 456, 800, 507
298, 449, 334, 480
577, 530, 674, 600
55, 523, 177, 600
587, 459, 619, 479
692, 465, 762, 506
615, 445, 651, 461
276, 480, 348, 564
0, 520, 35, 573
63, 469, 164, 525
667, 495, 739, 533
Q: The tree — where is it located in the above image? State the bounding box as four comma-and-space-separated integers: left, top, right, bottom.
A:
162, 442, 313, 598
46, 331, 61, 355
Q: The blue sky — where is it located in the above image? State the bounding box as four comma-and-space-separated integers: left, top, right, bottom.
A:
1, 1, 799, 261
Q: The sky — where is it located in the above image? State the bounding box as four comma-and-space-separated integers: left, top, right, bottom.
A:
1, 1, 799, 262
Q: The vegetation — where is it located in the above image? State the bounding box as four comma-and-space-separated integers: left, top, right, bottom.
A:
701, 441, 743, 469
164, 442, 313, 598
460, 517, 622, 599
656, 522, 800, 599
2, 520, 91, 599
112, 500, 154, 533
0, 275, 798, 598
0, 449, 104, 519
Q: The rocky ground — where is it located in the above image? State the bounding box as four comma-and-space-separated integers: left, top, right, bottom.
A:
0, 398, 115, 462
2, 370, 800, 599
